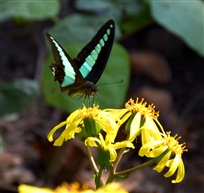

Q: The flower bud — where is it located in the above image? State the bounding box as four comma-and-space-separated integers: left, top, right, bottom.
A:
97, 147, 111, 167
84, 118, 100, 137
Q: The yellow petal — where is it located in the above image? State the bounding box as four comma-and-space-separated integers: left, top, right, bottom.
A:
95, 182, 128, 193
172, 158, 185, 183
18, 184, 53, 193
113, 141, 135, 150
85, 137, 100, 147
141, 127, 162, 145
128, 112, 141, 142
109, 148, 117, 162
147, 146, 168, 157
139, 140, 164, 157
153, 151, 171, 172
164, 154, 180, 178
47, 121, 68, 142
144, 116, 161, 135
53, 135, 65, 146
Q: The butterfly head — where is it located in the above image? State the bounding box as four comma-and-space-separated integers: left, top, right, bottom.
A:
86, 81, 99, 95
68, 81, 98, 97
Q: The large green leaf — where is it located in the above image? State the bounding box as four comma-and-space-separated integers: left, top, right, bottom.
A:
0, 79, 39, 116
47, 14, 121, 44
76, 0, 112, 10
1, 0, 60, 22
120, 2, 152, 34
41, 42, 130, 112
150, 1, 204, 56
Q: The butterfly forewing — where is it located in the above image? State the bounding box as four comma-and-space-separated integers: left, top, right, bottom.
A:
46, 33, 86, 92
74, 19, 115, 84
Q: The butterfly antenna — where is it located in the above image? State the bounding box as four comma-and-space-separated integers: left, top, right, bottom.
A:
97, 79, 123, 87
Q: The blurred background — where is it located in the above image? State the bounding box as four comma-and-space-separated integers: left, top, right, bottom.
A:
1, 0, 204, 193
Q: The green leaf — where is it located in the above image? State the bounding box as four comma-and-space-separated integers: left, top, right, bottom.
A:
76, 0, 112, 11
75, 0, 123, 21
1, 0, 60, 22
42, 42, 130, 112
150, 1, 204, 56
0, 79, 39, 116
47, 14, 121, 44
120, 2, 152, 34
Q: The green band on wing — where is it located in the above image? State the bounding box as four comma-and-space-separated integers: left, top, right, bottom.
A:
80, 61, 92, 77
103, 34, 108, 41
91, 50, 98, 60
95, 44, 101, 54
106, 29, 110, 35
86, 55, 95, 66
78, 23, 113, 79
99, 39, 105, 47
61, 69, 76, 87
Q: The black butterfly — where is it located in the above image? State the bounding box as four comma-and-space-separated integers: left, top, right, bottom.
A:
46, 19, 115, 97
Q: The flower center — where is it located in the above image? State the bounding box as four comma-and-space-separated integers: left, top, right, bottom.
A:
80, 104, 99, 118
164, 131, 188, 154
125, 98, 159, 119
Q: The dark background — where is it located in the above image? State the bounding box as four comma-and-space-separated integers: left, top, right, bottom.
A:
1, 1, 204, 193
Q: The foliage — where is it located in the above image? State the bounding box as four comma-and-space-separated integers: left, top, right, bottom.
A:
0, 79, 39, 116
150, 1, 204, 56
1, 0, 60, 22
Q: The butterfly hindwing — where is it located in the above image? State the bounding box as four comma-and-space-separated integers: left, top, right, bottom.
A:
74, 19, 115, 84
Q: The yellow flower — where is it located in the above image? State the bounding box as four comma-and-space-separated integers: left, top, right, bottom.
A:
85, 133, 134, 163
93, 182, 128, 193
55, 182, 88, 192
18, 182, 88, 193
125, 98, 164, 143
139, 131, 187, 183
106, 98, 163, 143
18, 184, 53, 193
47, 104, 120, 146
18, 182, 128, 193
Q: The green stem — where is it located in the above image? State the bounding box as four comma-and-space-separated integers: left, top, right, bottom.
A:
106, 159, 155, 183
115, 159, 155, 176
85, 145, 105, 188
105, 148, 126, 184
85, 145, 98, 173
113, 147, 126, 173
105, 164, 115, 184
95, 166, 104, 189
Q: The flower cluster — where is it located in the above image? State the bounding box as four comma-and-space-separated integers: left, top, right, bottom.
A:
18, 182, 128, 193
47, 98, 187, 184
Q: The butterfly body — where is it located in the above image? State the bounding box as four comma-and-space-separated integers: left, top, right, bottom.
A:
46, 19, 115, 97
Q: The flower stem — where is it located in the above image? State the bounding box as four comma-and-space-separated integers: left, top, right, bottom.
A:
85, 145, 98, 173
113, 147, 126, 173
105, 159, 155, 183
95, 166, 104, 189
115, 159, 155, 176
105, 164, 115, 184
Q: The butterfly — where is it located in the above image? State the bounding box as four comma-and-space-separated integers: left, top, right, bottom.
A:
46, 19, 115, 97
